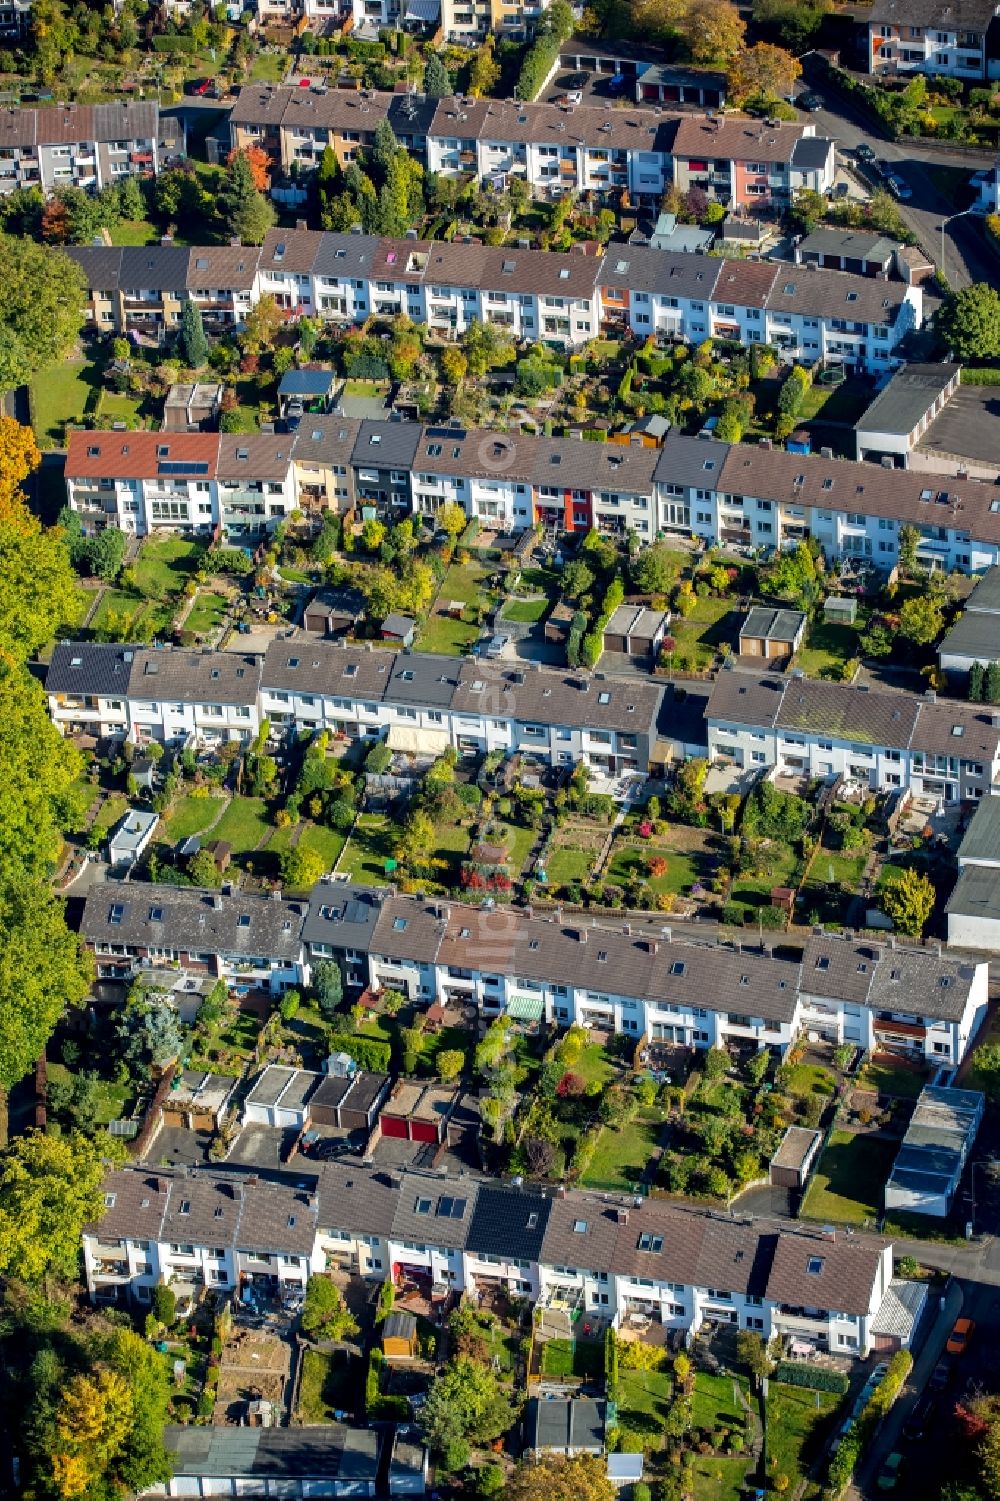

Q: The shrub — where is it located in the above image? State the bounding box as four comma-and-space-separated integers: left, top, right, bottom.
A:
774, 1362, 849, 1394
326, 1032, 391, 1072
152, 1284, 176, 1327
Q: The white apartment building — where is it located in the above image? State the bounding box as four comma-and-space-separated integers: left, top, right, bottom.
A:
869, 0, 1000, 78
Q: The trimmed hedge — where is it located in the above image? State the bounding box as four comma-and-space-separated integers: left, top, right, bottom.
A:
326, 1032, 391, 1072
775, 1361, 849, 1394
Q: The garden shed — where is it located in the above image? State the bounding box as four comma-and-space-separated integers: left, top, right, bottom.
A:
381, 1311, 419, 1360
769, 1125, 822, 1189
824, 596, 858, 626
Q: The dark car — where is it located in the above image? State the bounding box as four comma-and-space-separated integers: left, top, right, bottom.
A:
798, 92, 823, 111
902, 1394, 936, 1442
856, 143, 877, 165
929, 1360, 951, 1392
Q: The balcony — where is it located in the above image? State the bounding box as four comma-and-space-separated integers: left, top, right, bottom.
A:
773, 1308, 830, 1335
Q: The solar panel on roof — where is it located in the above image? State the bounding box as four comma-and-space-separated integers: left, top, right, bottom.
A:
158, 461, 210, 475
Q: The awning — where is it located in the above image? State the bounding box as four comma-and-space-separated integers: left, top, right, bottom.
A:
506, 995, 544, 1021
386, 724, 450, 756
405, 0, 439, 17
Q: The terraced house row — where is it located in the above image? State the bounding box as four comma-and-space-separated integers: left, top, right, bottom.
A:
68, 224, 921, 368
78, 852, 989, 1056
0, 100, 180, 195
231, 86, 836, 211
84, 1160, 900, 1357
65, 416, 1000, 573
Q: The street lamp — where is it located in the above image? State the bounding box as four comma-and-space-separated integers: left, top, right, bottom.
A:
939, 209, 973, 285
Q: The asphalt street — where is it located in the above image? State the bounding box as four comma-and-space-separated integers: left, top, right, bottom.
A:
799, 62, 997, 290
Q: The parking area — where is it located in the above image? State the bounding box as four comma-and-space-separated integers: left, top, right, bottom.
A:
541, 69, 633, 106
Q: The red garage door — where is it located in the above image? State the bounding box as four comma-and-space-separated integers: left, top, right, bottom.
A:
381, 1114, 409, 1139
411, 1120, 439, 1144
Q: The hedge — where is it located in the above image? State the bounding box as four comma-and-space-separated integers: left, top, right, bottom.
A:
775, 1361, 849, 1394
961, 364, 1000, 386
327, 1032, 391, 1072
152, 32, 199, 51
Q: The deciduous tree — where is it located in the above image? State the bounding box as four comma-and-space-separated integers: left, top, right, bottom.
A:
881, 867, 935, 937
726, 42, 800, 104
679, 0, 745, 62
898, 593, 946, 647
0, 236, 86, 391
281, 844, 327, 889
0, 1128, 110, 1284
0, 416, 41, 524
507, 1454, 615, 1501
301, 1275, 360, 1340
937, 282, 1000, 360
0, 663, 85, 879
226, 143, 271, 191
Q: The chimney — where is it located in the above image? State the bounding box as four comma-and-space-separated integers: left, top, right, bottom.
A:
271, 887, 282, 901
578, 928, 588, 944
212, 893, 223, 910
296, 218, 307, 230
308, 1194, 319, 1211
925, 689, 937, 702
648, 939, 658, 954
246, 1174, 259, 1187
616, 1207, 629, 1224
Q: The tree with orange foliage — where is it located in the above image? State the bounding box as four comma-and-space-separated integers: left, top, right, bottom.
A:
0, 416, 41, 525
726, 41, 801, 106
40, 196, 70, 243
226, 143, 272, 192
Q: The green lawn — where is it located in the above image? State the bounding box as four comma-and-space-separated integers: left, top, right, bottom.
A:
617, 1368, 674, 1447
794, 619, 861, 681
45, 1061, 133, 1125
90, 587, 173, 642
250, 50, 288, 81
108, 218, 158, 246
779, 1062, 836, 1101
270, 822, 346, 885
61, 582, 96, 634
539, 1337, 604, 1380
338, 812, 397, 884
729, 841, 800, 910
211, 796, 271, 857
162, 793, 228, 843
858, 1058, 928, 1100
692, 1371, 749, 1431
607, 839, 699, 897
574, 1042, 617, 1090
492, 821, 536, 876
501, 595, 549, 624
810, 848, 868, 888
668, 595, 738, 673
91, 792, 130, 839
766, 1381, 841, 1490
132, 536, 206, 598
185, 590, 230, 637
438, 561, 491, 606
96, 391, 147, 427
540, 838, 598, 889
29, 360, 101, 448
800, 1129, 897, 1225
687, 1455, 748, 1501
798, 381, 874, 426
580, 1106, 662, 1192
417, 613, 479, 655
297, 1348, 358, 1423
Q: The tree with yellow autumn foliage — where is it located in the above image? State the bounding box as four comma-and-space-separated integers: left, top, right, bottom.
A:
0, 415, 41, 525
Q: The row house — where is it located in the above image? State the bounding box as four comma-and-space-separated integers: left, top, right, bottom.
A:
85, 1161, 895, 1357
81, 880, 308, 994
66, 224, 924, 370
64, 430, 296, 540
869, 0, 1000, 78
708, 439, 1000, 571
67, 242, 258, 342
425, 96, 675, 203
436, 0, 549, 43
229, 86, 435, 176
0, 99, 171, 196
671, 115, 835, 211
46, 634, 664, 779
65, 417, 998, 567
84, 1170, 322, 1307
0, 0, 30, 37
706, 664, 1000, 805
350, 888, 988, 1068
75, 868, 990, 1066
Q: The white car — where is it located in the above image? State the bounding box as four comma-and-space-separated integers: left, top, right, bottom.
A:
562, 90, 583, 105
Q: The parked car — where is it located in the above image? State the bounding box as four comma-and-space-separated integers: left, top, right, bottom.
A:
946, 1317, 975, 1355
560, 89, 583, 105
902, 1393, 936, 1442
483, 633, 511, 660
856, 143, 877, 165
877, 1453, 904, 1491
929, 1360, 952, 1391
887, 174, 913, 201
798, 92, 823, 111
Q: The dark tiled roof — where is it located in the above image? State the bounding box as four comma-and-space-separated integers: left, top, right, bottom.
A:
261, 640, 393, 699
910, 699, 1000, 761
791, 135, 835, 171
799, 935, 882, 1004
866, 948, 979, 1023
316, 1161, 401, 1237
705, 668, 785, 727
451, 659, 663, 734
765, 267, 907, 326
673, 115, 805, 163
598, 245, 721, 301
391, 1174, 480, 1249
465, 1183, 552, 1261
869, 0, 997, 29
65, 244, 124, 292
301, 881, 386, 947
653, 429, 731, 489
370, 896, 448, 964
777, 680, 920, 748
46, 642, 136, 697
81, 881, 307, 960
351, 419, 423, 470
130, 648, 260, 706
540, 1196, 626, 1272
119, 243, 192, 293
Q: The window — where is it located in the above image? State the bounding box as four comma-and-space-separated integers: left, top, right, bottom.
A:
415, 1197, 432, 1214
573, 1220, 588, 1233
807, 1256, 825, 1275
637, 1233, 663, 1252
238, 914, 251, 928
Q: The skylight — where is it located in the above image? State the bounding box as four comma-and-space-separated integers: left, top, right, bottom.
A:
393, 917, 408, 931
807, 1255, 824, 1275
238, 914, 251, 928
573, 1219, 588, 1233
